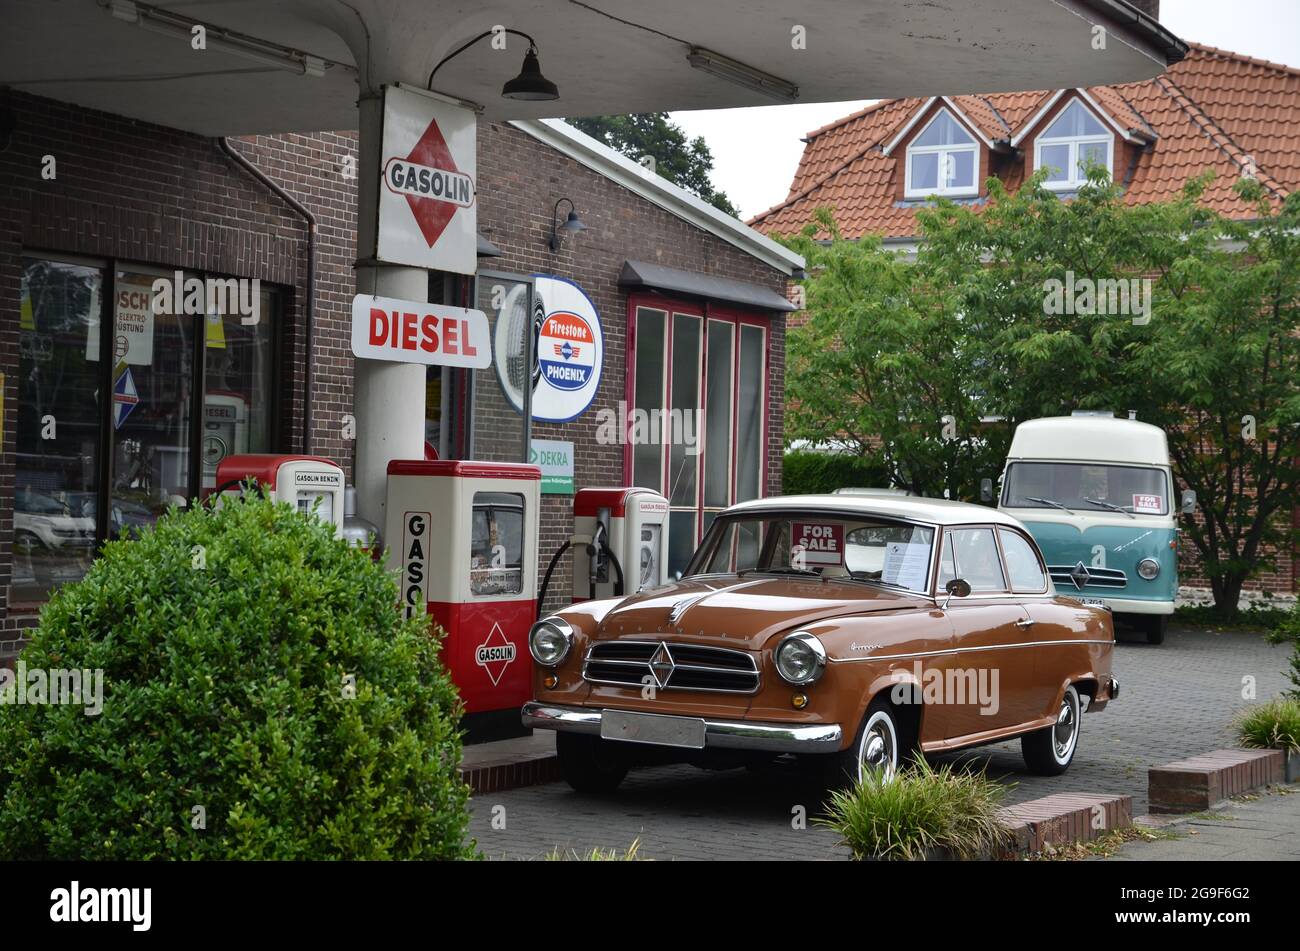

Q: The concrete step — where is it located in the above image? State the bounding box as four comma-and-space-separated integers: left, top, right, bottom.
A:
1148, 748, 1284, 814
998, 792, 1133, 855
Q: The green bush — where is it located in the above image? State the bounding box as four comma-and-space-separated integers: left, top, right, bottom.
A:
0, 494, 473, 859
1265, 601, 1300, 698
782, 450, 890, 496
817, 759, 1010, 860
1236, 697, 1300, 753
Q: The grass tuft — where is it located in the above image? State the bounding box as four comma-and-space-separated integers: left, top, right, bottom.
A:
816, 758, 1011, 861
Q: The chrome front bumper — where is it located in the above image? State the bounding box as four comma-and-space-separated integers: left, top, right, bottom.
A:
521, 701, 843, 754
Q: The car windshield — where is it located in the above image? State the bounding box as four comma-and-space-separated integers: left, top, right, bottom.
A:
686, 512, 936, 593
1002, 462, 1169, 515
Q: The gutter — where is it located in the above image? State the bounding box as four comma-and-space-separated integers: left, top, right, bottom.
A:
216, 136, 317, 455
1075, 0, 1189, 65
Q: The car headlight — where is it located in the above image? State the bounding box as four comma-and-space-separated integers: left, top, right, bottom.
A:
775, 631, 827, 686
529, 617, 574, 667
1136, 558, 1161, 580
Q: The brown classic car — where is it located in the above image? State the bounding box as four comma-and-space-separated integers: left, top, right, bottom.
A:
522, 494, 1119, 792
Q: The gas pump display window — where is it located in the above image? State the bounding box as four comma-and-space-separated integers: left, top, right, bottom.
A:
470, 492, 524, 596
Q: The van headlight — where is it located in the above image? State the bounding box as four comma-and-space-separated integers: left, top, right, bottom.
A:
775, 632, 827, 686
529, 618, 574, 666
1137, 558, 1161, 580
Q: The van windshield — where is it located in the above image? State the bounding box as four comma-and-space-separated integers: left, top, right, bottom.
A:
1002, 462, 1168, 515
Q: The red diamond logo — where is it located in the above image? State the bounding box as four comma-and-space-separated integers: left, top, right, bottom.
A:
474, 622, 518, 687
383, 117, 476, 250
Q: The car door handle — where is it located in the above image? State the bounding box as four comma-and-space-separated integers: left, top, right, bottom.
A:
1015, 618, 1036, 628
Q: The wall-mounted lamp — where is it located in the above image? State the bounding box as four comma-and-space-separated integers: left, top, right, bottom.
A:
429, 29, 559, 101
549, 198, 586, 252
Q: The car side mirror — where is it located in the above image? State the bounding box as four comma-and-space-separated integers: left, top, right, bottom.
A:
941, 578, 971, 609
1180, 489, 1197, 515
980, 478, 994, 504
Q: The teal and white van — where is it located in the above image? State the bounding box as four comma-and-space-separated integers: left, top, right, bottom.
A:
998, 415, 1180, 644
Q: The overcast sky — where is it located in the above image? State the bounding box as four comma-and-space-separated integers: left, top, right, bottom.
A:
669, 0, 1300, 221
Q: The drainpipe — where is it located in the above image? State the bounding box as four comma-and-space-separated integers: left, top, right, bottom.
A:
216, 136, 317, 455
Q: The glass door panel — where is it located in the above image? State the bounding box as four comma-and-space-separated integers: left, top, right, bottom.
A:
14, 259, 103, 600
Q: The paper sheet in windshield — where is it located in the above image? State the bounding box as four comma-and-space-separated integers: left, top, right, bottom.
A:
882, 541, 929, 590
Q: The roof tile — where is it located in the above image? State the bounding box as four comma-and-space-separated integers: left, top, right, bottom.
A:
752, 44, 1297, 239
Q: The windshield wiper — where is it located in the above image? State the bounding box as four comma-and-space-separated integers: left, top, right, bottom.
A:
737, 567, 821, 578
1024, 495, 1076, 514
1082, 497, 1135, 518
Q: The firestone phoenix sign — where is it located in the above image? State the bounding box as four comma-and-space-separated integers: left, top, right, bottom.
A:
377, 84, 477, 275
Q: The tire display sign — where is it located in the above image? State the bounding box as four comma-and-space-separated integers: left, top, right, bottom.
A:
496, 276, 603, 422
377, 85, 477, 276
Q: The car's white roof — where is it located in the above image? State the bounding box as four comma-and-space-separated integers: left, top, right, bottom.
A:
728, 494, 1027, 529
1007, 416, 1170, 466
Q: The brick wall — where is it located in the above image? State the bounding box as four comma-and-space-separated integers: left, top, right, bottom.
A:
0, 92, 344, 647
471, 121, 789, 613
1, 96, 791, 644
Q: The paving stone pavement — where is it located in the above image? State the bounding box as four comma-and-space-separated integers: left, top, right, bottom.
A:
469, 624, 1293, 860
1109, 786, 1300, 861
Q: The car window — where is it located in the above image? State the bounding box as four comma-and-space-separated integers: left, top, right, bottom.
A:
937, 532, 957, 590
999, 528, 1047, 592
947, 527, 1006, 592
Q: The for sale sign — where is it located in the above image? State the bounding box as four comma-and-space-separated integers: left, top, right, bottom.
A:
1132, 494, 1163, 514
377, 85, 477, 275
792, 522, 845, 567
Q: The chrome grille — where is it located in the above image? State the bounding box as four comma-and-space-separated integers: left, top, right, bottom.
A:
584, 640, 760, 694
1048, 564, 1128, 590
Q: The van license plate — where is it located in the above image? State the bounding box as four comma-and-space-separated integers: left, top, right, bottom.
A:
601, 710, 706, 749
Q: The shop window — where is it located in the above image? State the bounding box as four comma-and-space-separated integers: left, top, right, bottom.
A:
630, 300, 768, 577
1034, 99, 1112, 190
14, 259, 103, 601
14, 256, 282, 602
904, 109, 978, 199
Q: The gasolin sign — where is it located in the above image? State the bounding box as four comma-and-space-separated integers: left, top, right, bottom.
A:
377, 84, 477, 275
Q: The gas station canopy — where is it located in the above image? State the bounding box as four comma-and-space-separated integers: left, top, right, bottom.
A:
3, 0, 1186, 135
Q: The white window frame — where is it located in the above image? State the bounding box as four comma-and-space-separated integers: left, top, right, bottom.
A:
1034, 100, 1114, 192
903, 109, 979, 200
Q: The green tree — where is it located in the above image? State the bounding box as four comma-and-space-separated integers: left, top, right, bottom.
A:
779, 208, 1005, 500
570, 113, 739, 217
777, 172, 1300, 615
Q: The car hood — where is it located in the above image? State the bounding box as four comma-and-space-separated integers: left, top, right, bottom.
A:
590, 575, 928, 651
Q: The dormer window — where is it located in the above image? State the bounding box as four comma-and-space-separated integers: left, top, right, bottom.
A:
1035, 99, 1112, 190
904, 110, 978, 199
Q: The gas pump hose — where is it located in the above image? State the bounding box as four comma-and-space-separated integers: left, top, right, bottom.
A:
536, 540, 571, 621
535, 539, 625, 621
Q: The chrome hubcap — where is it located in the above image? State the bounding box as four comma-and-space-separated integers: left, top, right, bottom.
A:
1053, 697, 1077, 759
859, 715, 897, 782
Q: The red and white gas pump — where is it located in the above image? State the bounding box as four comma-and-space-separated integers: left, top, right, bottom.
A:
384, 460, 541, 735
213, 454, 346, 536
567, 487, 670, 601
